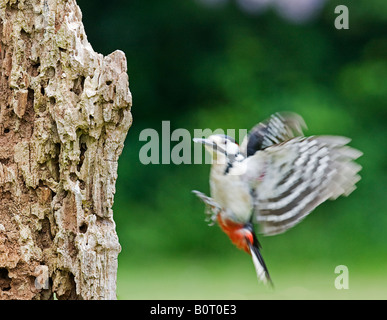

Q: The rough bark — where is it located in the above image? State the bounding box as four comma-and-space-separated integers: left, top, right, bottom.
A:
0, 0, 132, 299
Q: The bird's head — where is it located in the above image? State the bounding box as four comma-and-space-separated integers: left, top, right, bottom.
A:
193, 134, 242, 164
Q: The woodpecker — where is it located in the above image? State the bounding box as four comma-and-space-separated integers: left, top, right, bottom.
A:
192, 112, 362, 286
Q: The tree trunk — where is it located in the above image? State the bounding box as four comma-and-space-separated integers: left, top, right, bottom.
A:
0, 0, 132, 299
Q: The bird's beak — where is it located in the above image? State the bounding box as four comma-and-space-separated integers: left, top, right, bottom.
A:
193, 138, 215, 147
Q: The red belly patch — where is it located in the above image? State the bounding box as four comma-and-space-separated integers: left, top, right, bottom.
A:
217, 215, 252, 254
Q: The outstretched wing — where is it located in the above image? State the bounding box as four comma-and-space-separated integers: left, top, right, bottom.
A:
246, 136, 362, 236
240, 112, 307, 157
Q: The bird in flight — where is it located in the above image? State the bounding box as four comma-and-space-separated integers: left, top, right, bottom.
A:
192, 112, 362, 286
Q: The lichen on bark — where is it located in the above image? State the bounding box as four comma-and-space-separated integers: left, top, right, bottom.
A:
0, 0, 132, 299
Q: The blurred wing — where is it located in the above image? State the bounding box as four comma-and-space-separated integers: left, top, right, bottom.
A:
248, 136, 362, 236
240, 112, 307, 157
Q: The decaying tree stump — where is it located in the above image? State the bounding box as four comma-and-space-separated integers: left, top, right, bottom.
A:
0, 0, 132, 299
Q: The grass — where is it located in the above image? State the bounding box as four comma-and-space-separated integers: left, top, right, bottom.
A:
117, 256, 387, 300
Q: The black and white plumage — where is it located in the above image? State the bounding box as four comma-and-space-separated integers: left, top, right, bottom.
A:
192, 112, 362, 285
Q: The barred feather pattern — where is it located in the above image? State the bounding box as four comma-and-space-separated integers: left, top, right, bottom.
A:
240, 112, 307, 157
251, 135, 363, 236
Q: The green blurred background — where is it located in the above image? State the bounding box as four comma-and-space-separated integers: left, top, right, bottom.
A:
76, 0, 387, 299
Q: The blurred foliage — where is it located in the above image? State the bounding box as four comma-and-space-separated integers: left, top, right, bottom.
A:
76, 0, 387, 271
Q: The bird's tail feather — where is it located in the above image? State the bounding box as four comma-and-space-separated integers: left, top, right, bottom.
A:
248, 242, 273, 287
